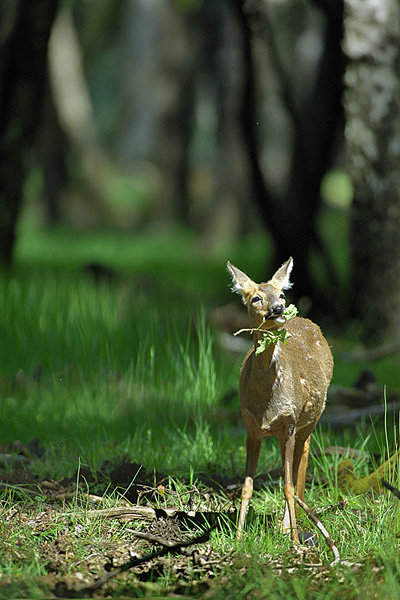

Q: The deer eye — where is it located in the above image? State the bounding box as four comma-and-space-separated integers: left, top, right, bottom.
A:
251, 295, 262, 304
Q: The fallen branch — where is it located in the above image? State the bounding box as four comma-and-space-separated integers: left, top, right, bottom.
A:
320, 401, 400, 428
381, 478, 400, 500
339, 340, 400, 363
125, 527, 184, 548
312, 446, 376, 460
60, 505, 229, 530
84, 525, 215, 592
0, 453, 30, 466
294, 495, 340, 566
61, 505, 164, 521
327, 384, 382, 408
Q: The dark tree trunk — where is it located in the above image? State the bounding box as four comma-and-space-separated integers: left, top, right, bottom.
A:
0, 0, 59, 261
201, 0, 250, 246
153, 2, 196, 227
232, 0, 344, 310
231, 0, 282, 240
38, 81, 68, 225
275, 1, 344, 294
343, 0, 400, 343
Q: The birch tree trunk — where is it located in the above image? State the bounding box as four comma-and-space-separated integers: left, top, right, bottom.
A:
343, 0, 400, 342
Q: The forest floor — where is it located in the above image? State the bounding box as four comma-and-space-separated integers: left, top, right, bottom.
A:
2, 456, 242, 599
1, 444, 399, 600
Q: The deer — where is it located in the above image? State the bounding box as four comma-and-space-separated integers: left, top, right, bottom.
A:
227, 258, 333, 543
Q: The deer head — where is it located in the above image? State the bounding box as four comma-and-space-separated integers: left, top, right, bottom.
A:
227, 258, 293, 329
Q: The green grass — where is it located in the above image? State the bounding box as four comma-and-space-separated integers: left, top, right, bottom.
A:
1, 226, 400, 598
14, 223, 271, 297
0, 268, 240, 477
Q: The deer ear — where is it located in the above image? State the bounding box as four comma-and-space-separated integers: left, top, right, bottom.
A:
227, 261, 257, 301
270, 257, 293, 290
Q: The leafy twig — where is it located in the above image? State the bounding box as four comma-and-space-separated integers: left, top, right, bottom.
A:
233, 316, 267, 337
255, 329, 292, 355
233, 304, 298, 355
233, 304, 298, 338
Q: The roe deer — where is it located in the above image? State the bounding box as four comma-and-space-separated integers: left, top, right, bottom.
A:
227, 258, 333, 543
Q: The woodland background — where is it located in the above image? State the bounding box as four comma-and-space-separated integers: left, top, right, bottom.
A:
1, 0, 399, 343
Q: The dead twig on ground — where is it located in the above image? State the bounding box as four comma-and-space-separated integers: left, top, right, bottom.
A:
339, 340, 400, 362
125, 527, 184, 547
294, 495, 340, 567
381, 478, 400, 500
321, 401, 400, 428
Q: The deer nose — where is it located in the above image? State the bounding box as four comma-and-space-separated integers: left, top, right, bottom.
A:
271, 303, 284, 316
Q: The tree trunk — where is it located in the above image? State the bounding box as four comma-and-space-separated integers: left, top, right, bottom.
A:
153, 2, 196, 227
47, 7, 115, 226
275, 1, 344, 300
0, 0, 59, 262
232, 0, 344, 309
38, 82, 68, 225
343, 0, 400, 342
201, 0, 250, 247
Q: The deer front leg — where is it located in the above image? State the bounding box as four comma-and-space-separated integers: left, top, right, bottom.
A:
237, 434, 262, 539
295, 434, 311, 503
281, 427, 299, 544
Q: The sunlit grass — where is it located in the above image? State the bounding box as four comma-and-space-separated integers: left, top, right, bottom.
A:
0, 264, 242, 478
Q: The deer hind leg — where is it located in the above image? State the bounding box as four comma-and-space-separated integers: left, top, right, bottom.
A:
237, 433, 262, 539
280, 427, 299, 543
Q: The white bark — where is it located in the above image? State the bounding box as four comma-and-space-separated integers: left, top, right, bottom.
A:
343, 0, 400, 341
48, 7, 113, 219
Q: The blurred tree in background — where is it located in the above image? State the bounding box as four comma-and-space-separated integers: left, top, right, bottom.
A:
0, 0, 399, 341
232, 0, 344, 306
0, 0, 59, 260
154, 0, 250, 242
343, 0, 400, 343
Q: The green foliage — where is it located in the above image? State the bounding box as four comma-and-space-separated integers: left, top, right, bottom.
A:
255, 328, 291, 355
255, 304, 299, 355
321, 169, 354, 210
233, 303, 298, 355
282, 303, 299, 320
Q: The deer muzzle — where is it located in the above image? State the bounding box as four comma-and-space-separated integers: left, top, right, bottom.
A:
266, 303, 285, 319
